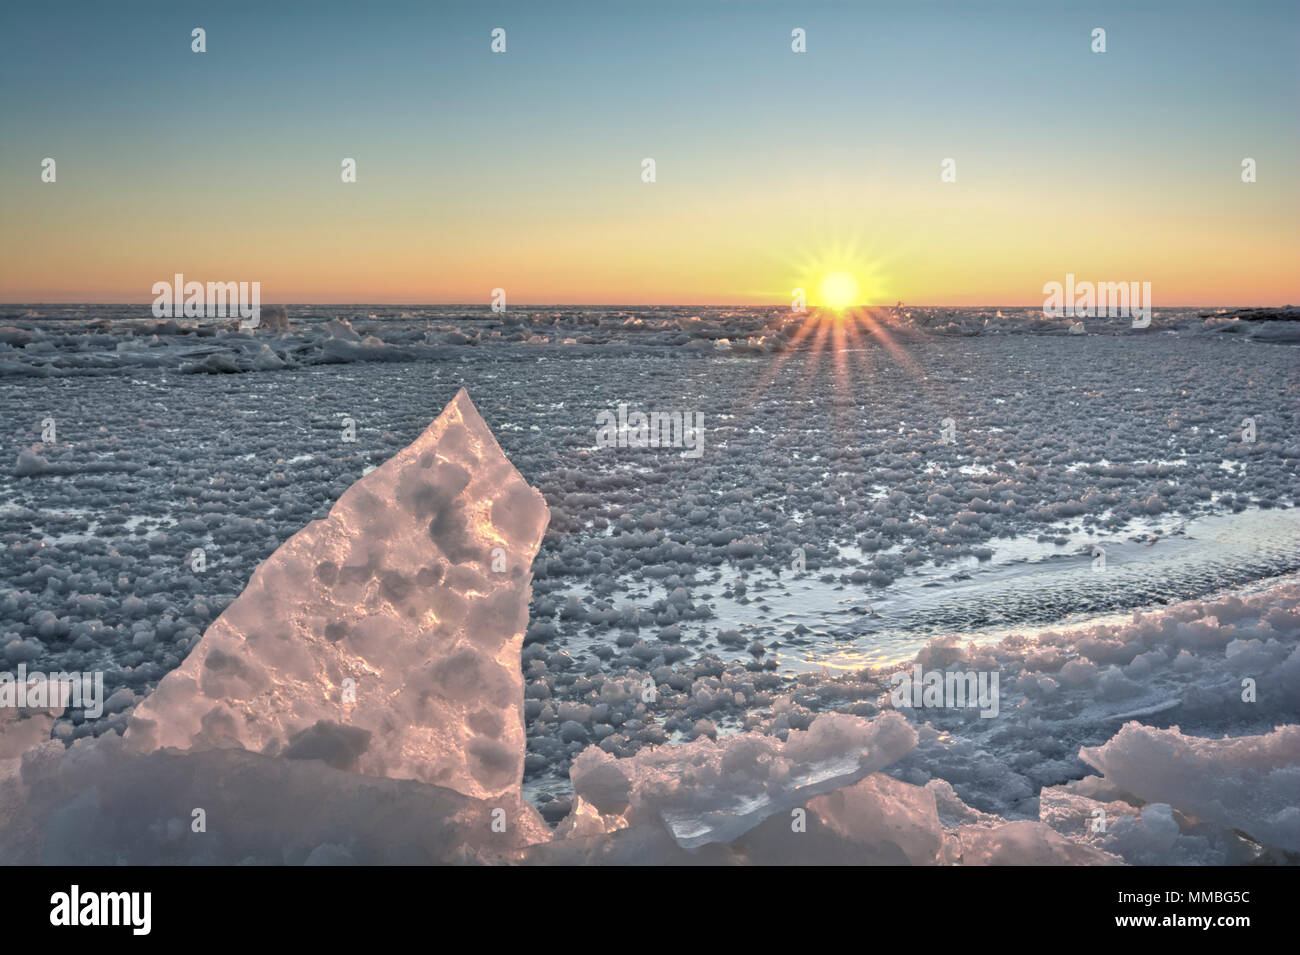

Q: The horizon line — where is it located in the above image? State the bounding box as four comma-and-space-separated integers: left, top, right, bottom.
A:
2, 301, 1293, 311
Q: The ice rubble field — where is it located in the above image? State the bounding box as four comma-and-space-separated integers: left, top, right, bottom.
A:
0, 306, 1298, 864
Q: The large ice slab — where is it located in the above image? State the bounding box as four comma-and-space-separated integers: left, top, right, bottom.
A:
128, 388, 548, 800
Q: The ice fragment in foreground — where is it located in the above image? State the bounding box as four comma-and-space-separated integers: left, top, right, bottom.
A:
128, 388, 548, 801
1080, 721, 1300, 852
568, 710, 917, 849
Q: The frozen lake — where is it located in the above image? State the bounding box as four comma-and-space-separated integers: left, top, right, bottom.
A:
2, 306, 1297, 810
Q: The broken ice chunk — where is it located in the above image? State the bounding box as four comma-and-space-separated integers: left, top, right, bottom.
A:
128, 388, 549, 801
569, 711, 918, 850
734, 772, 945, 865
1079, 721, 1300, 853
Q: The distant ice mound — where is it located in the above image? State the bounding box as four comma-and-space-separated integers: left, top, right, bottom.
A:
259, 304, 290, 333
127, 388, 549, 801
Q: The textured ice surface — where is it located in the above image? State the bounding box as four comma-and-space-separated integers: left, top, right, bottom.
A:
734, 772, 946, 864
566, 711, 917, 849
0, 707, 60, 776
1, 549, 1294, 864
1, 734, 550, 864
1036, 782, 1251, 866
535, 765, 1117, 865
2, 304, 1297, 379
3, 314, 1297, 862
127, 388, 548, 800
1080, 722, 1300, 853
879, 578, 1300, 819
942, 819, 1118, 865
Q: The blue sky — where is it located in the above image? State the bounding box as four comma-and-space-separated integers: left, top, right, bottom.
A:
2, 0, 1296, 304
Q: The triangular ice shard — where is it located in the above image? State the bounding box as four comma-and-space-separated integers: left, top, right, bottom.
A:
128, 388, 548, 801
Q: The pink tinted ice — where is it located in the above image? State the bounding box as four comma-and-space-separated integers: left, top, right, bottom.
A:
127, 388, 549, 801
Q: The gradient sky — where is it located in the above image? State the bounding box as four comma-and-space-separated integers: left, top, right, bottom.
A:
1, 0, 1296, 305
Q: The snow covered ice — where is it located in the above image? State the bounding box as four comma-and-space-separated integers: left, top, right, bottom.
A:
0, 306, 1297, 864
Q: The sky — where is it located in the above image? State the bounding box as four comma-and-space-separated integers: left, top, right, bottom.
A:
1, 0, 1296, 306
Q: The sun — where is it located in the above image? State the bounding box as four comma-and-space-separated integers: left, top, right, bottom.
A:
817, 272, 861, 312
777, 236, 895, 312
